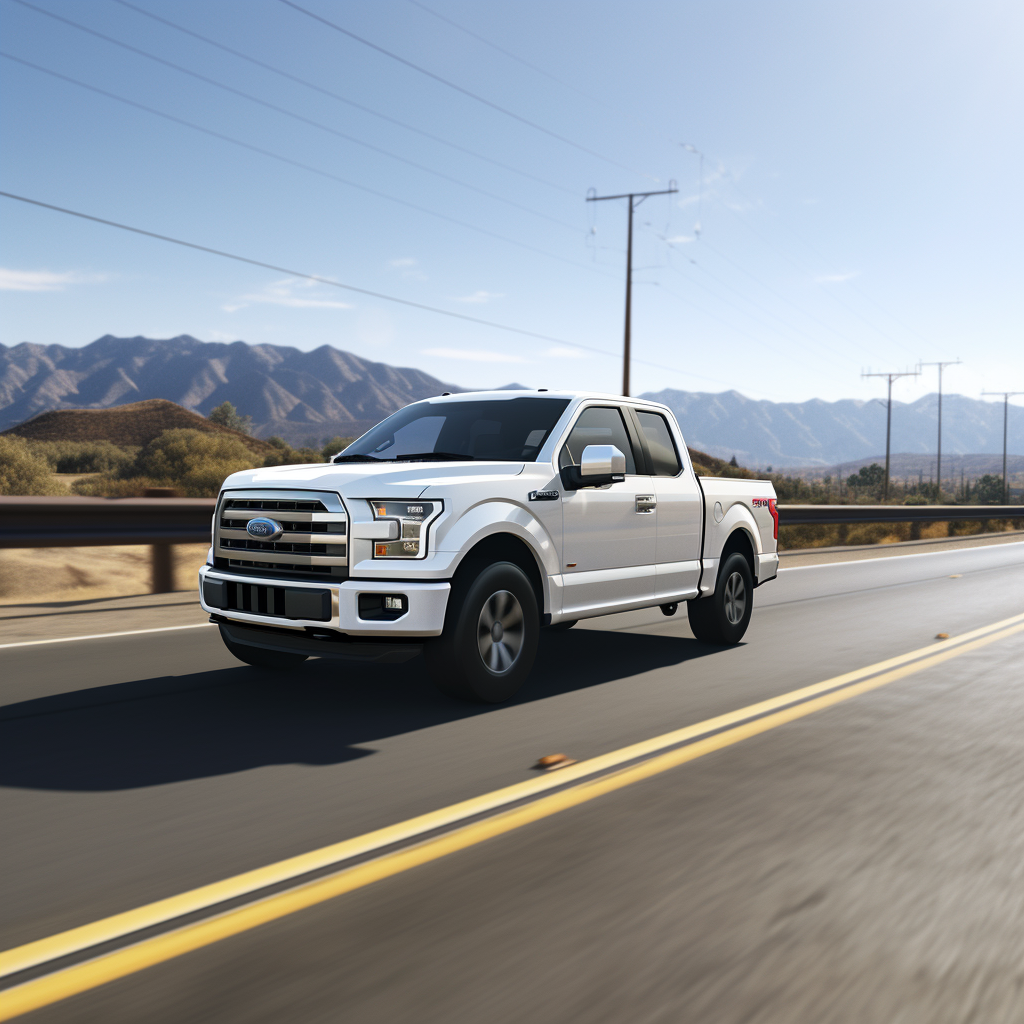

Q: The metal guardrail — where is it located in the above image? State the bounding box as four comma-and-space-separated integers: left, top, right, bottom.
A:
0, 497, 1021, 594
777, 504, 1023, 525
0, 497, 214, 593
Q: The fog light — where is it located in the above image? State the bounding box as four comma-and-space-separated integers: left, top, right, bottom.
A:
384, 595, 404, 611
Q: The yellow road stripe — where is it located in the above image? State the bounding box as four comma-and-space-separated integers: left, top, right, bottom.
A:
2, 616, 1021, 1021
2, 609, 1022, 986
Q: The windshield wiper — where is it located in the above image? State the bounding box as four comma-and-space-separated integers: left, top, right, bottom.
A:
395, 452, 475, 462
332, 454, 381, 463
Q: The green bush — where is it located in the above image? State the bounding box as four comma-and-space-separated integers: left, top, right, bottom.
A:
0, 436, 68, 495
321, 436, 354, 460
25, 439, 137, 474
207, 401, 252, 435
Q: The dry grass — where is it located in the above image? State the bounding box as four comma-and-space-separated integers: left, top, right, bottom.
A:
0, 544, 209, 605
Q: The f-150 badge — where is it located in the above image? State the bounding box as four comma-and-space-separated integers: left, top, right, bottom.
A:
529, 490, 560, 501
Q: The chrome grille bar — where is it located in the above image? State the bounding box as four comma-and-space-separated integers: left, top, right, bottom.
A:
213, 489, 348, 579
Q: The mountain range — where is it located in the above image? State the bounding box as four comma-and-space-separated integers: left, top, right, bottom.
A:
1, 336, 1020, 466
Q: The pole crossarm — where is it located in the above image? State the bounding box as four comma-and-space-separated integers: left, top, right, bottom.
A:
587, 182, 678, 396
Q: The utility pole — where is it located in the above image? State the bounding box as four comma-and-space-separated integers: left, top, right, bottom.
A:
587, 182, 677, 395
918, 359, 961, 497
981, 390, 1024, 503
862, 369, 920, 500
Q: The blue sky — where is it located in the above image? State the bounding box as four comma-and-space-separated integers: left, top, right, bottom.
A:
1, 0, 1021, 408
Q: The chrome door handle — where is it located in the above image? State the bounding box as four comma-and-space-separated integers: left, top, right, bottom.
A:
635, 495, 656, 514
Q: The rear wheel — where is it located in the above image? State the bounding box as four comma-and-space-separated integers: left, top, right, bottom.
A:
426, 562, 539, 702
686, 551, 753, 645
219, 625, 309, 670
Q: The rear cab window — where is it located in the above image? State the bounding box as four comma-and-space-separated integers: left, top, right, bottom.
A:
635, 410, 682, 476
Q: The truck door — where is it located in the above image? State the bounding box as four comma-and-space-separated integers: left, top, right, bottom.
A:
631, 408, 703, 602
559, 405, 656, 616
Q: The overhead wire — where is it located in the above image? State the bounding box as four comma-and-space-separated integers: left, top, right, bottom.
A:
277, 0, 658, 182
12, 0, 579, 232
0, 190, 744, 391
1, 52, 617, 281
110, 0, 577, 197
393, 1, 936, 365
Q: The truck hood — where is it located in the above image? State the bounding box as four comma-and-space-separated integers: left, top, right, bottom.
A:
221, 460, 527, 498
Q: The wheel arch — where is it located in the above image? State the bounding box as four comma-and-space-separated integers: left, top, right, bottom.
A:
449, 532, 546, 621
717, 526, 756, 589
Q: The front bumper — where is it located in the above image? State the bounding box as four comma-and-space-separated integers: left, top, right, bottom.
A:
198, 565, 451, 637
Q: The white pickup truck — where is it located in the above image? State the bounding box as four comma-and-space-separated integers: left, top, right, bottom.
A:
199, 391, 779, 702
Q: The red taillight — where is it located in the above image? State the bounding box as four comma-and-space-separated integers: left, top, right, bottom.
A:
768, 498, 779, 540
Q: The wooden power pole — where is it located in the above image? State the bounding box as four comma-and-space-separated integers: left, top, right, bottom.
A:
862, 369, 920, 500
587, 183, 677, 395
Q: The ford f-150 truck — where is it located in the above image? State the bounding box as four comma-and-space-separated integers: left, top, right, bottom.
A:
199, 391, 779, 702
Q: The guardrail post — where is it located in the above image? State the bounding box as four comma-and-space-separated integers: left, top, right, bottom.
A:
151, 543, 174, 594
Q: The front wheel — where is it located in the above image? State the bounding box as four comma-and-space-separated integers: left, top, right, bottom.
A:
686, 552, 753, 645
426, 562, 539, 702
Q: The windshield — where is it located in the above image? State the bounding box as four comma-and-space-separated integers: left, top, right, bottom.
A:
337, 397, 571, 462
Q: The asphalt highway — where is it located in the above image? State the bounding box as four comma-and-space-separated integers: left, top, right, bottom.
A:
2, 542, 1023, 1023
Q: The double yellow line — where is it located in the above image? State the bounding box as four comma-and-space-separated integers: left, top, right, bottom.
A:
2, 611, 1023, 1020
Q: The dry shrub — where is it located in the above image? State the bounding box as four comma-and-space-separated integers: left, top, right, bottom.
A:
0, 436, 68, 495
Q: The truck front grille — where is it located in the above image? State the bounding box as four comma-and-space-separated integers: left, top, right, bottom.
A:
213, 489, 348, 580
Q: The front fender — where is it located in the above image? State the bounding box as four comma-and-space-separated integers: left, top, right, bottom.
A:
437, 500, 559, 578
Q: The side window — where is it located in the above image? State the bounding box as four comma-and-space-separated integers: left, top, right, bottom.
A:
558, 406, 637, 474
636, 411, 682, 476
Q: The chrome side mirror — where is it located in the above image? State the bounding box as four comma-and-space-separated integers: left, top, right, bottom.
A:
580, 444, 626, 477
560, 444, 627, 490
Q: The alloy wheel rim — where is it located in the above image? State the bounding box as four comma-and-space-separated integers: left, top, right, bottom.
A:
477, 590, 525, 674
723, 572, 747, 625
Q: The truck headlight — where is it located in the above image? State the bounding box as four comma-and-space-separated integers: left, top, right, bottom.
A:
369, 500, 441, 559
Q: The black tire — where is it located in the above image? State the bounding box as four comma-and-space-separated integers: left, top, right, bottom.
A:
686, 551, 753, 645
426, 561, 539, 703
545, 619, 577, 632
219, 625, 309, 670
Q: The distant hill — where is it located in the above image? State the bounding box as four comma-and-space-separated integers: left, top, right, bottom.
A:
3, 336, 1020, 464
1, 399, 275, 454
641, 388, 1024, 468
0, 335, 462, 444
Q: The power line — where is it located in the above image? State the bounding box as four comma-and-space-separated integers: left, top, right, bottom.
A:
12, 0, 578, 231
277, 0, 656, 182
1, 52, 613, 280
0, 190, 726, 389
111, 0, 575, 196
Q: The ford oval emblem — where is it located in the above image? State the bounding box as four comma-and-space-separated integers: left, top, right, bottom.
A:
246, 516, 283, 540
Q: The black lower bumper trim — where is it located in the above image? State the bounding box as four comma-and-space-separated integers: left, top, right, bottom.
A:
219, 621, 422, 664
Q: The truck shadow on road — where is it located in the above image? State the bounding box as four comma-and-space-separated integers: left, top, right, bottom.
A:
1, 628, 724, 792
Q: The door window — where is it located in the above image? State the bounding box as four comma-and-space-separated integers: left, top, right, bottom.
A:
636, 411, 682, 476
559, 406, 637, 474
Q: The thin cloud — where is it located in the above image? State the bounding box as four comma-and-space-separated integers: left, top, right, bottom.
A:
815, 272, 860, 284
227, 277, 353, 312
423, 347, 527, 364
0, 268, 109, 291
544, 346, 587, 359
388, 256, 427, 281
453, 290, 504, 304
